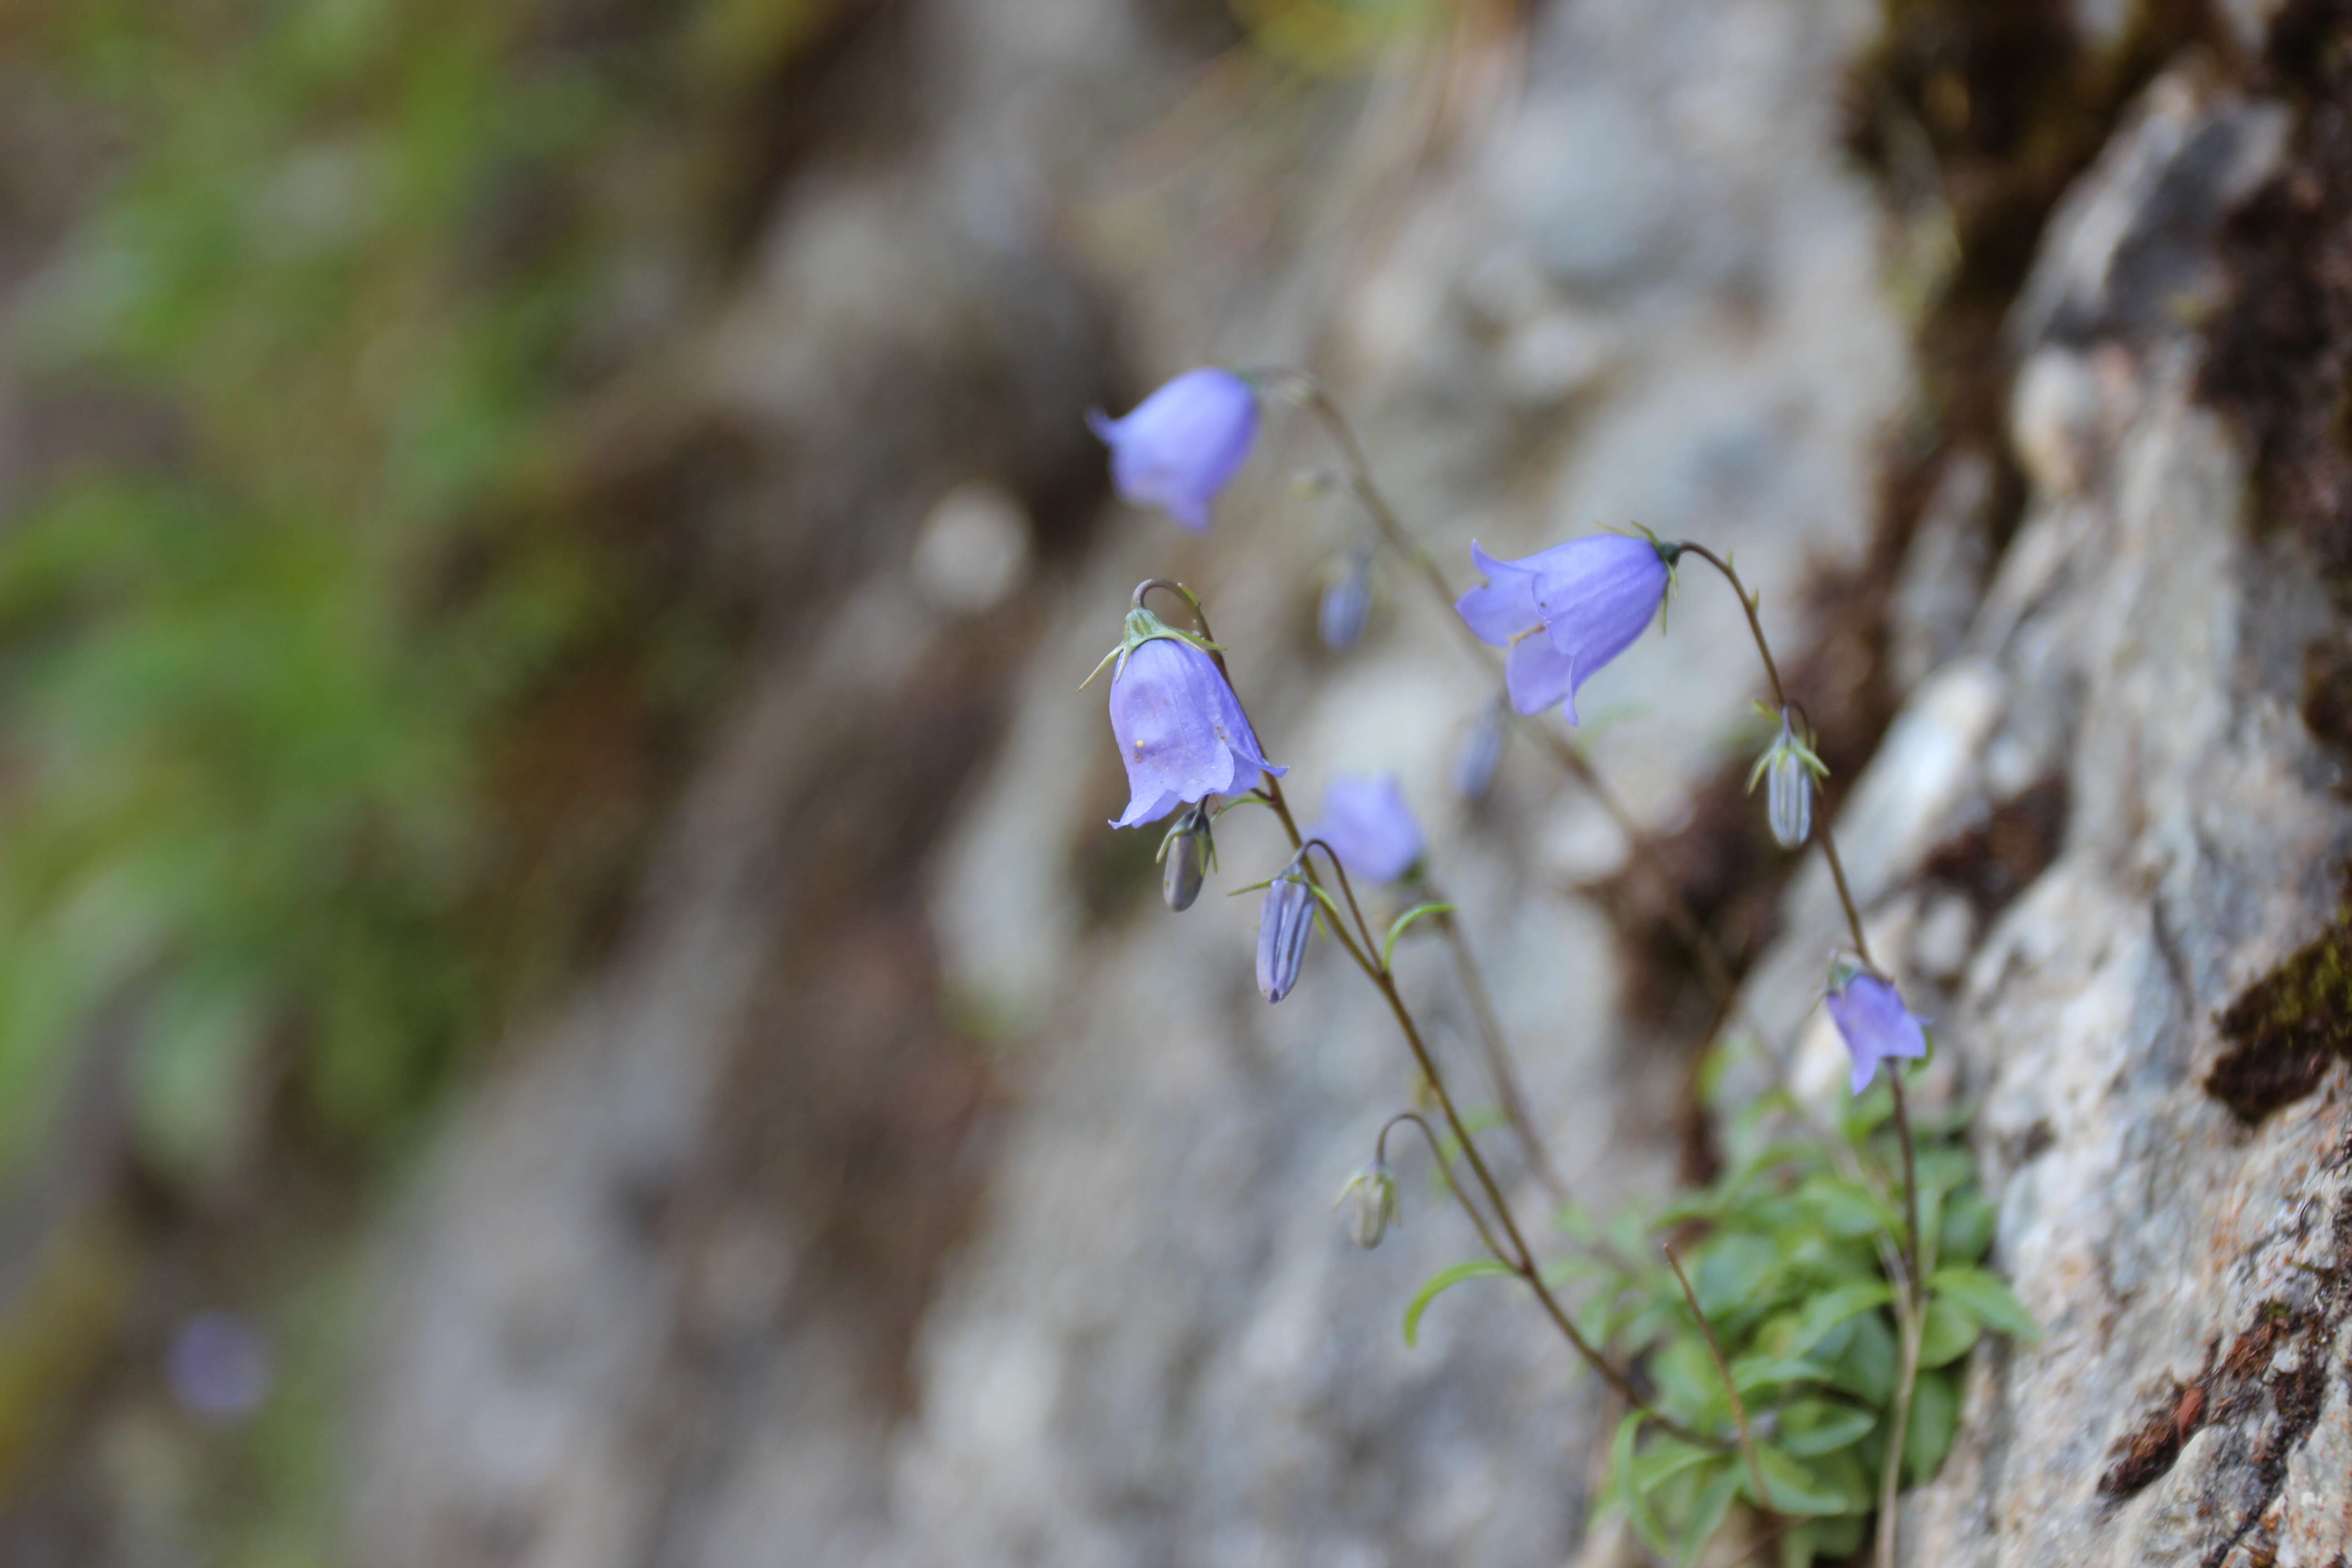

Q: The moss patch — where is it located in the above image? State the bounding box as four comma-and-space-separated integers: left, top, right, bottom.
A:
2205, 920, 2352, 1122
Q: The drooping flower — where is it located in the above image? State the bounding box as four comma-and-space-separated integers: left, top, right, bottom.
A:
1454, 698, 1510, 802
1455, 533, 1673, 722
1747, 706, 1828, 850
1311, 774, 1424, 885
1257, 860, 1316, 1003
1087, 368, 1259, 533
1320, 548, 1374, 650
1334, 1158, 1400, 1249
1825, 964, 1931, 1094
1158, 802, 1215, 912
1101, 610, 1285, 829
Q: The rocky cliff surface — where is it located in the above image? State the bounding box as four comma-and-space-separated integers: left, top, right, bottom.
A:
340, 1, 2352, 1565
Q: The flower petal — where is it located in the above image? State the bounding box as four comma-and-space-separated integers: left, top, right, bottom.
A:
1504, 633, 1580, 717
1455, 541, 1545, 646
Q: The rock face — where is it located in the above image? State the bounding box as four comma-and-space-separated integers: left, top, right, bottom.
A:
344, 6, 2352, 1568
1880, 74, 2352, 1568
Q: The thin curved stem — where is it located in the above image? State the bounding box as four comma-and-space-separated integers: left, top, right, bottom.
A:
1258, 770, 1714, 1449
1665, 1243, 1774, 1515
1264, 376, 1765, 1056
1679, 541, 1929, 1563
1378, 1110, 1505, 1261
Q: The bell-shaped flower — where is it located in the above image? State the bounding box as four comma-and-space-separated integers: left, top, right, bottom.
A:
1087, 368, 1259, 533
1825, 964, 1931, 1094
1257, 859, 1316, 1003
1333, 1158, 1400, 1249
1100, 610, 1285, 829
1158, 802, 1215, 912
1746, 706, 1828, 850
1311, 774, 1424, 885
1455, 533, 1672, 722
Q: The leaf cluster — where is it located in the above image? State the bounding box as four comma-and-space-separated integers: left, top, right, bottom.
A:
1404, 1084, 2034, 1567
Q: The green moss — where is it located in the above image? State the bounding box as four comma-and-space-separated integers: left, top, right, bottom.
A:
2206, 917, 2352, 1122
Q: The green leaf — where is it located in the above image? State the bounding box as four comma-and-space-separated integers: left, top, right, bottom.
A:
1673, 1463, 1742, 1568
1904, 1367, 1962, 1483
1748, 1443, 1852, 1516
1731, 1353, 1835, 1395
1783, 1279, 1895, 1362
1818, 1307, 1898, 1404
1695, 1233, 1779, 1317
1938, 1188, 1997, 1266
1630, 1436, 1716, 1494
1783, 1512, 1865, 1568
1612, 1412, 1673, 1557
1402, 1259, 1515, 1348
1380, 901, 1456, 969
1794, 1173, 1899, 1240
1916, 1293, 1980, 1369
1931, 1266, 2040, 1341
1653, 1333, 1731, 1426
1777, 1398, 1877, 1457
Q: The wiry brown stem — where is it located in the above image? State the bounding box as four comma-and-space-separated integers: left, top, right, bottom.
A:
1665, 1242, 1775, 1515
1675, 543, 1928, 1568
1271, 376, 1768, 1098
1256, 771, 1714, 1450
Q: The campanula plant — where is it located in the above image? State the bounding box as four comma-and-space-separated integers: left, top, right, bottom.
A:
1083, 378, 2034, 1568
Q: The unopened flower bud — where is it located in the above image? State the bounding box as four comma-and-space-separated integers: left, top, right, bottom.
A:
1745, 707, 1827, 851
1319, 549, 1374, 650
1334, 1159, 1401, 1249
1455, 699, 1509, 802
1257, 860, 1316, 1003
1158, 802, 1215, 912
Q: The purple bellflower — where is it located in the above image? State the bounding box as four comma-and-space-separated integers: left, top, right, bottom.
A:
1258, 859, 1316, 1003
1088, 368, 1259, 533
1311, 774, 1425, 885
1455, 533, 1674, 722
1098, 609, 1285, 829
1825, 963, 1931, 1094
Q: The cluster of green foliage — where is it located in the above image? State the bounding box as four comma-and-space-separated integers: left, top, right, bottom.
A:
1409, 1076, 2035, 1568
0, 0, 813, 1183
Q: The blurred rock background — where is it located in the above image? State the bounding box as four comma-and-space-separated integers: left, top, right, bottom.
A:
0, 0, 2350, 1563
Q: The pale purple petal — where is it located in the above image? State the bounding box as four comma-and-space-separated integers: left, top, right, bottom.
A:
1312, 775, 1424, 884
1504, 633, 1579, 716
1455, 542, 1545, 646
